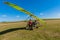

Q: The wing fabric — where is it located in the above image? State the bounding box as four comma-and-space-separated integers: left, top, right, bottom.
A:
4, 2, 46, 26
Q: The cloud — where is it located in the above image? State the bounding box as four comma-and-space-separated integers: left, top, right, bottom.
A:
40, 13, 43, 16
16, 16, 20, 18
2, 15, 7, 17
57, 13, 60, 16
26, 15, 30, 17
56, 13, 60, 17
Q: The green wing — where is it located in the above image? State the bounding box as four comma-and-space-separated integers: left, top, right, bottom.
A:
4, 2, 46, 26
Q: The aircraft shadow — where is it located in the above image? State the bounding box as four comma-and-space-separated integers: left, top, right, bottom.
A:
0, 27, 26, 35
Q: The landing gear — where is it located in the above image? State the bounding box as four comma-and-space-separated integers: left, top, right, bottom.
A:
26, 25, 33, 30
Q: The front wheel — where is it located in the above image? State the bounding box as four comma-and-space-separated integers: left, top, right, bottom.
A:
26, 25, 33, 30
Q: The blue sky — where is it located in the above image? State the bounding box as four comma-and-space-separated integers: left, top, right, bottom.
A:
0, 0, 60, 22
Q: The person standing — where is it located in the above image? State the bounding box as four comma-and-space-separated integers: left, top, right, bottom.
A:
33, 20, 38, 28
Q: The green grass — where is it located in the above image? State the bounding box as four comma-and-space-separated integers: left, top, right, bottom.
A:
0, 20, 60, 40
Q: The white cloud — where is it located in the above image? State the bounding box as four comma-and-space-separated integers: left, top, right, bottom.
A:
16, 16, 20, 18
40, 13, 43, 16
2, 15, 7, 17
27, 15, 29, 17
56, 13, 60, 18
57, 13, 60, 16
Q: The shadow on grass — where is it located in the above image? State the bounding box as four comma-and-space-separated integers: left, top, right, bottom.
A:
0, 27, 26, 35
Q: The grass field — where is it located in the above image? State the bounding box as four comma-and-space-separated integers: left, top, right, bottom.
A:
0, 19, 60, 40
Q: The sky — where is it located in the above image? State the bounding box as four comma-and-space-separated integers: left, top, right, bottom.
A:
0, 0, 60, 22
